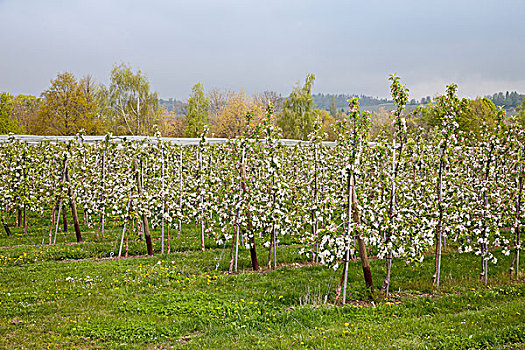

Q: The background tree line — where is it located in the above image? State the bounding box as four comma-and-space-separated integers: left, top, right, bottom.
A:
1, 64, 524, 140
0, 63, 160, 136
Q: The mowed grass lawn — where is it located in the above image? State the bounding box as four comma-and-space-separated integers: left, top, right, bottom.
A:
0, 220, 524, 349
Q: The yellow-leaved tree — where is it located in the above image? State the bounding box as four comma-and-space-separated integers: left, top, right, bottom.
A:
36, 72, 102, 135
210, 90, 266, 138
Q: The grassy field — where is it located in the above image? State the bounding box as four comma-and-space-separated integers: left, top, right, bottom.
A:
0, 215, 524, 349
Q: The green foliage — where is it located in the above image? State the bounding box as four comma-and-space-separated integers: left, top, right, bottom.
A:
419, 85, 471, 136
103, 62, 160, 136
389, 74, 409, 131
0, 230, 523, 350
459, 98, 499, 135
2, 74, 525, 349
329, 95, 337, 118
278, 73, 316, 140
336, 97, 371, 161
11, 94, 39, 134
314, 108, 337, 141
516, 98, 525, 128
0, 92, 24, 134
185, 82, 210, 137
418, 90, 507, 139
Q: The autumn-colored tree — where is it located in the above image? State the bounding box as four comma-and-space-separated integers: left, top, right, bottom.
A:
185, 83, 209, 137
255, 91, 283, 114
210, 90, 266, 138
208, 89, 234, 117
315, 109, 337, 141
11, 95, 39, 134
36, 72, 101, 135
79, 75, 108, 133
161, 107, 187, 137
102, 63, 160, 135
164, 116, 187, 137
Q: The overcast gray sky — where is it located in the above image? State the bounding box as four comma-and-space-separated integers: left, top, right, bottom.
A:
1, 0, 524, 100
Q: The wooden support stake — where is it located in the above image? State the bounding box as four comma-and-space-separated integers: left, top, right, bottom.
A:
65, 162, 82, 243
134, 159, 153, 256
3, 222, 12, 237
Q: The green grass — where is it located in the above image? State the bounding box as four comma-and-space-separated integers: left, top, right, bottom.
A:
0, 214, 524, 349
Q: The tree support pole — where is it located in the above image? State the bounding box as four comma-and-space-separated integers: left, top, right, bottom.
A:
65, 161, 82, 242
134, 159, 153, 256
23, 205, 27, 235
433, 147, 445, 289
511, 147, 523, 280
119, 190, 134, 258
351, 174, 374, 292
240, 147, 258, 271
3, 221, 12, 237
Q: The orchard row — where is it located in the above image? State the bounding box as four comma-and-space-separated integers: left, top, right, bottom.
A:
1, 77, 523, 298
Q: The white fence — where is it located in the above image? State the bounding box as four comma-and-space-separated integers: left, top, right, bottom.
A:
0, 134, 338, 147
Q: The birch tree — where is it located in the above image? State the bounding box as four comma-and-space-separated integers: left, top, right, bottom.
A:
104, 63, 160, 136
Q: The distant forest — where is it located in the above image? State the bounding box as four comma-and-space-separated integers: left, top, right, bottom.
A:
160, 94, 395, 114
159, 98, 185, 114
487, 91, 524, 109
312, 91, 525, 111
312, 94, 391, 111
159, 91, 525, 115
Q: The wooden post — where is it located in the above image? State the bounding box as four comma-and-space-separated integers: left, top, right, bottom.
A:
65, 162, 83, 243
351, 174, 374, 292
3, 221, 12, 237
17, 208, 22, 227
240, 146, 259, 271
23, 205, 27, 235
134, 159, 153, 256
61, 203, 68, 233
